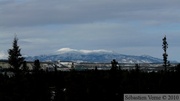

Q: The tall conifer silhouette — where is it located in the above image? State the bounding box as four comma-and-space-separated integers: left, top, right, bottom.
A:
8, 35, 24, 75
162, 35, 170, 71
33, 59, 41, 73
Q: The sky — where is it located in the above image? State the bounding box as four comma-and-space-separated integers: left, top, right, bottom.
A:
0, 0, 180, 61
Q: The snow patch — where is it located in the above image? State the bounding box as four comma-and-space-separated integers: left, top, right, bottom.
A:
0, 51, 8, 59
57, 48, 112, 54
57, 48, 77, 53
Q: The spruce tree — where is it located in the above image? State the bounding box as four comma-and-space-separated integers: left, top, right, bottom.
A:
111, 59, 118, 71
33, 59, 41, 73
162, 36, 170, 71
8, 36, 24, 75
22, 61, 29, 73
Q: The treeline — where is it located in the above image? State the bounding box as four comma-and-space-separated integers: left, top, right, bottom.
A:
1, 67, 180, 101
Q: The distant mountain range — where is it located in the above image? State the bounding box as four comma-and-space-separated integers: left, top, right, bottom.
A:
25, 48, 168, 63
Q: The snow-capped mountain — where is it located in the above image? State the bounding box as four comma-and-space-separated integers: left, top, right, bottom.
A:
25, 48, 165, 63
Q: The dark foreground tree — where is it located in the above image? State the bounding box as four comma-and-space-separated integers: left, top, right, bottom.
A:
33, 59, 41, 73
8, 36, 24, 75
22, 61, 29, 74
162, 36, 170, 71
111, 59, 118, 71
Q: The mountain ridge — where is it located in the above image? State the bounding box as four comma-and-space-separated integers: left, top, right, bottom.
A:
25, 50, 165, 63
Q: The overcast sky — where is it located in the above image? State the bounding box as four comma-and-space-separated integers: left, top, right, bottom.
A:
1, 0, 180, 61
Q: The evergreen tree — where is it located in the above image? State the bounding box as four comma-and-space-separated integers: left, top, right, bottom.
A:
162, 36, 170, 71
22, 61, 29, 73
111, 59, 118, 71
135, 64, 140, 72
8, 36, 24, 75
33, 59, 41, 73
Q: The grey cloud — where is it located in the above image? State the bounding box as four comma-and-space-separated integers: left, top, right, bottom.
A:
1, 0, 180, 27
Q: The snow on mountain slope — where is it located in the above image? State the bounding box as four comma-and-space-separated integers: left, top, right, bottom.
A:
25, 48, 165, 63
57, 48, 113, 54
